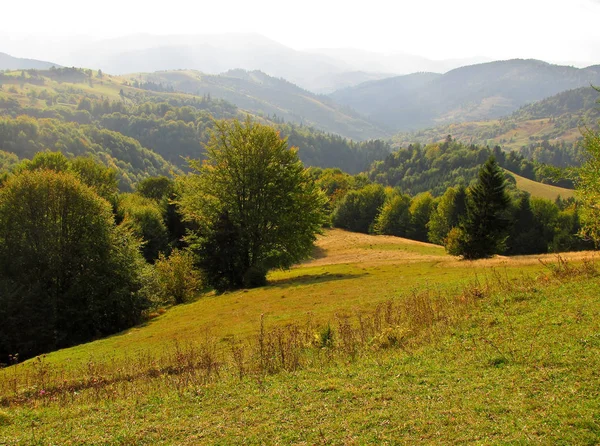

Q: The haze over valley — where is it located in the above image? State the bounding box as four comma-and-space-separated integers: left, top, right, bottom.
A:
2, 1, 600, 443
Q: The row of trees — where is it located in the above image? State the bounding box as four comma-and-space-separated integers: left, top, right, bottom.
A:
0, 119, 327, 363
330, 157, 590, 257
2, 116, 599, 363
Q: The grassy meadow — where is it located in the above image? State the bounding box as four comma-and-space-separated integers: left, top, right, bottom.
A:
1, 229, 599, 444
509, 170, 575, 200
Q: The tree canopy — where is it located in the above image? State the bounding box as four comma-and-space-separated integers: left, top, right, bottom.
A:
0, 169, 147, 361
577, 128, 600, 246
177, 118, 327, 291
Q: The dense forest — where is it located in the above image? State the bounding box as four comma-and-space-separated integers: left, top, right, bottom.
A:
0, 68, 391, 179
366, 138, 574, 196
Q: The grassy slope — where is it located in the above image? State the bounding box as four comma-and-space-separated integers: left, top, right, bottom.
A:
0, 230, 556, 368
1, 230, 600, 444
508, 170, 575, 200
393, 117, 585, 151
0, 70, 221, 108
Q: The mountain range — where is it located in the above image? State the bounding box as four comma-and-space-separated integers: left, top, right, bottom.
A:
0, 52, 59, 70
330, 59, 600, 132
0, 33, 490, 93
1, 38, 599, 146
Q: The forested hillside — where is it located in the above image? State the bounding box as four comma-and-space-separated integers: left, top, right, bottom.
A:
366, 139, 573, 196
0, 116, 175, 190
0, 67, 391, 185
392, 86, 600, 164
133, 69, 388, 140
331, 60, 600, 131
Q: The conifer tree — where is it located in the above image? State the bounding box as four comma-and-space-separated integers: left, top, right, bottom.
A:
447, 157, 510, 259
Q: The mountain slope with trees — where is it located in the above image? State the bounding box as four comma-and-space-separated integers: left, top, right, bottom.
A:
331, 59, 600, 131
132, 69, 388, 140
0, 67, 391, 184
392, 86, 600, 161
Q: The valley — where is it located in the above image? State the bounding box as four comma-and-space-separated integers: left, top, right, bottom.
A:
1, 11, 600, 444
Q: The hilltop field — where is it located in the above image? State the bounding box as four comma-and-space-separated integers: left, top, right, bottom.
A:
509, 170, 575, 200
1, 229, 599, 444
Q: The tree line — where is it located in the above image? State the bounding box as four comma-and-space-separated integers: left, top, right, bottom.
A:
0, 117, 597, 365
368, 137, 574, 196
0, 119, 326, 364
322, 156, 589, 257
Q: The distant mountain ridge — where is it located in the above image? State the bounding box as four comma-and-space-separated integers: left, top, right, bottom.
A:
331, 59, 600, 131
391, 86, 600, 151
0, 52, 59, 70
133, 69, 389, 141
0, 33, 493, 93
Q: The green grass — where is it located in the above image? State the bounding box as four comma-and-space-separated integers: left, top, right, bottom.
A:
358, 242, 446, 256
509, 170, 575, 200
1, 230, 599, 444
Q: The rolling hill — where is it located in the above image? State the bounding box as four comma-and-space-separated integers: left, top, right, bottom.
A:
0, 52, 59, 71
507, 170, 575, 200
331, 59, 600, 132
133, 69, 389, 141
2, 229, 599, 443
392, 86, 600, 152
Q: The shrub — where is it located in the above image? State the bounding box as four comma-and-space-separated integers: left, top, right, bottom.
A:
150, 250, 202, 305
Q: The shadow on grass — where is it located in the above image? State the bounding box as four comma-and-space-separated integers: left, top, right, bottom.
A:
267, 272, 367, 289
311, 245, 328, 260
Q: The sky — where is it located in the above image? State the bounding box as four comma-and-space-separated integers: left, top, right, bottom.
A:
2, 0, 600, 64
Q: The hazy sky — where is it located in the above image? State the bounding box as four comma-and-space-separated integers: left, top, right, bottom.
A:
2, 0, 600, 63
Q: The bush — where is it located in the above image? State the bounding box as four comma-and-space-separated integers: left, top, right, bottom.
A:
149, 250, 203, 305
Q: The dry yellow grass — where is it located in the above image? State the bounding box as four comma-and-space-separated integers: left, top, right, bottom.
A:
509, 170, 575, 200
306, 229, 446, 266
313, 229, 595, 268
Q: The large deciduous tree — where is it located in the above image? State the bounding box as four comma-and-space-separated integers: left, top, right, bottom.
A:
177, 118, 326, 291
0, 169, 147, 362
577, 128, 600, 246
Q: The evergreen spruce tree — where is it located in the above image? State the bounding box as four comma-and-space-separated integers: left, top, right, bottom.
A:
448, 157, 511, 259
